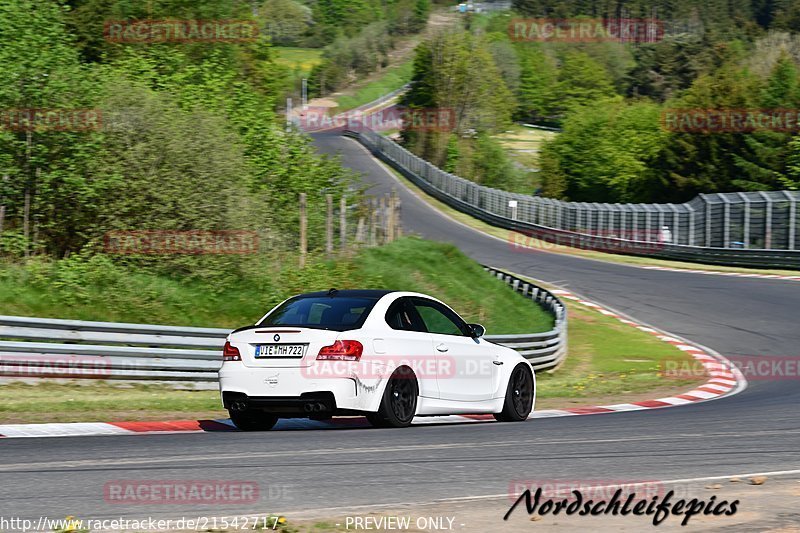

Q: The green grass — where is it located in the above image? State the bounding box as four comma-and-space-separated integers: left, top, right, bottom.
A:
0, 237, 551, 333
334, 61, 414, 112
535, 297, 702, 407
0, 382, 224, 424
494, 124, 558, 173
273, 47, 323, 75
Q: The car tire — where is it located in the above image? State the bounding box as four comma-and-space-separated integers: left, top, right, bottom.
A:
366, 413, 391, 427
369, 367, 418, 428
228, 409, 278, 431
493, 364, 534, 422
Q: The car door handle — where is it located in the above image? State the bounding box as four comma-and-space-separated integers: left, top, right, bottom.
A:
436, 343, 449, 352
493, 360, 503, 365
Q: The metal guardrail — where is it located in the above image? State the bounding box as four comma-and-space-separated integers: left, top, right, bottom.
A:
352, 84, 409, 112
346, 129, 800, 269
482, 266, 567, 371
0, 268, 567, 381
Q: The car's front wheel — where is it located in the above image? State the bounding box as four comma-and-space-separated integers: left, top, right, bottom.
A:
494, 364, 534, 422
228, 409, 278, 431
369, 367, 418, 428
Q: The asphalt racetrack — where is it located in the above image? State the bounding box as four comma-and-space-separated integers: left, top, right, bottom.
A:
0, 133, 798, 525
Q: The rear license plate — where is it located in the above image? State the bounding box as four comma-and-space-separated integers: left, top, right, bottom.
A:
255, 344, 308, 358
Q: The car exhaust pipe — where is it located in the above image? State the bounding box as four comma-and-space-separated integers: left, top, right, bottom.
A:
231, 400, 248, 412
304, 403, 314, 413
314, 403, 324, 412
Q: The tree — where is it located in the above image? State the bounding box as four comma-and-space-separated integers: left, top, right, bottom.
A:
760, 51, 800, 107
0, 0, 95, 256
488, 37, 521, 95
473, 134, 521, 190
258, 0, 313, 46
516, 45, 559, 122
405, 30, 515, 135
402, 30, 515, 167
783, 135, 800, 189
540, 100, 667, 202
552, 50, 619, 114
388, 0, 430, 35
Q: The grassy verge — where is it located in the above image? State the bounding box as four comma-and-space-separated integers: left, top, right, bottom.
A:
0, 237, 552, 333
494, 124, 558, 174
334, 61, 413, 112
273, 47, 323, 75
0, 382, 224, 425
535, 293, 702, 409
0, 279, 703, 423
380, 159, 800, 277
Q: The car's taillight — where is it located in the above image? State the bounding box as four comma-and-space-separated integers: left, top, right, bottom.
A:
223, 341, 241, 361
317, 340, 363, 361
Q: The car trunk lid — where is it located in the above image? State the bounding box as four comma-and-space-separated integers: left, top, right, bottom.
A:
231, 327, 340, 368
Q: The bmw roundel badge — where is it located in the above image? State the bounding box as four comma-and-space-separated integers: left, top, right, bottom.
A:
273, 334, 280, 342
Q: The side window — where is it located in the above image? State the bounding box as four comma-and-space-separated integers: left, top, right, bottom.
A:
385, 298, 427, 332
412, 298, 468, 336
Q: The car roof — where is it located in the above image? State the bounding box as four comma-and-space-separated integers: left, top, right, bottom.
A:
294, 289, 397, 299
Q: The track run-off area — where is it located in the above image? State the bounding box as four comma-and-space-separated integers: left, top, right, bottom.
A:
0, 132, 798, 527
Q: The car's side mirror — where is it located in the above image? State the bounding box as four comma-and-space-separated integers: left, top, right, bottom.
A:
467, 323, 485, 338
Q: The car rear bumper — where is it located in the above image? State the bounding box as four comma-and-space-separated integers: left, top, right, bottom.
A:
222, 391, 338, 416
218, 363, 383, 414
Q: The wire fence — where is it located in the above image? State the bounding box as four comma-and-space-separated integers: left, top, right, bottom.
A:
349, 129, 800, 268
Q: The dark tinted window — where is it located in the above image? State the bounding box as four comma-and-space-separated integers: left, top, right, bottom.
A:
385, 298, 427, 332
260, 296, 378, 331
411, 298, 469, 336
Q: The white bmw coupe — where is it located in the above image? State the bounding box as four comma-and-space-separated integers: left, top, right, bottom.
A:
219, 289, 535, 430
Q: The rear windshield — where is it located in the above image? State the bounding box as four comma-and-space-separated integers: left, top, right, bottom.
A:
259, 296, 379, 331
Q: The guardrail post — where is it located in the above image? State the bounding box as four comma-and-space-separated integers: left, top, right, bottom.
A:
785, 191, 796, 250
759, 191, 773, 249
701, 195, 711, 247
721, 195, 731, 248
